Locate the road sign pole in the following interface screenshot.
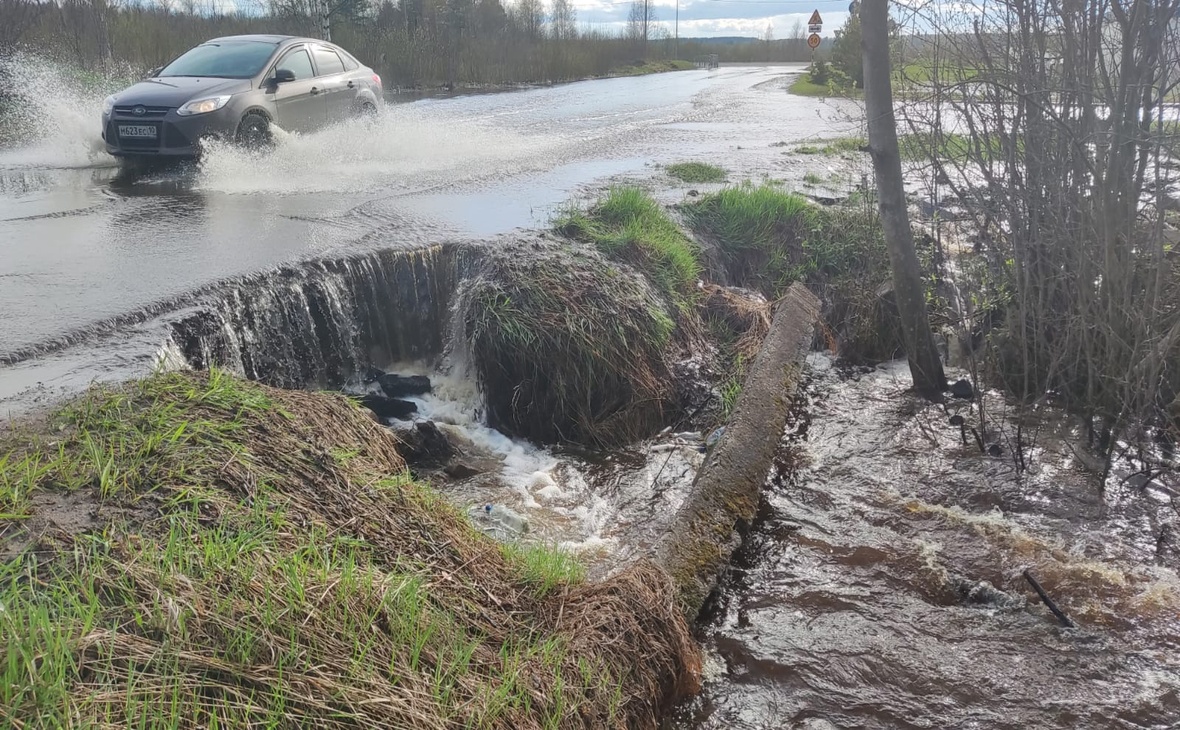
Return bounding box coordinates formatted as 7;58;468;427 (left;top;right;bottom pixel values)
807;8;823;59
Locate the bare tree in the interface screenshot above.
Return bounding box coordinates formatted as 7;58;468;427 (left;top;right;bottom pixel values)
549;0;574;40
898;0;1180;473
861;0;947;399
515;0;544;39
627;0;655;57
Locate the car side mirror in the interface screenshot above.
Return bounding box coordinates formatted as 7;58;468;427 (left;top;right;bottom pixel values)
274;68;296;84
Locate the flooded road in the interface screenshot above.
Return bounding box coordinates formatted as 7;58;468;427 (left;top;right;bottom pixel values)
0;62;865;411
676;357;1180;729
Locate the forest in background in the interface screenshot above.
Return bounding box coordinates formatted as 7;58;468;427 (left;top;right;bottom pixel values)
0;0;816;88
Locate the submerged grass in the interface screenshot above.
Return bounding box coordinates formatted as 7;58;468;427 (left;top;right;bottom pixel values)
665;162;727;184
0;370;699;729
686;182;907;362
555;185;701;304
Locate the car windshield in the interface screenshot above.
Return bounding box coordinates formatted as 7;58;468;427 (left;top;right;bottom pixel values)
158;41;276;79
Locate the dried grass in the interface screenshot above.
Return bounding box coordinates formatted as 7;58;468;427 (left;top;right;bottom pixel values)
0;370;699;729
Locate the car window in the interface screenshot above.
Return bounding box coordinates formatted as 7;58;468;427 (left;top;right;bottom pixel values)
338;49;359;71
159;41;276;79
277;48;314;80
313;47;346;76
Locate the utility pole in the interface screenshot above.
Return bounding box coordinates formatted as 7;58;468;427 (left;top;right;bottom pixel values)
675;0;679;59
860;0;947;398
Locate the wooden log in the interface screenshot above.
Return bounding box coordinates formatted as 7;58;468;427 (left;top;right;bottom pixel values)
654;282;820;620
1023;568;1077;628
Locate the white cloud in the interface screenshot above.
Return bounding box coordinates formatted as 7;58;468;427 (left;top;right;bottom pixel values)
569;0;853;38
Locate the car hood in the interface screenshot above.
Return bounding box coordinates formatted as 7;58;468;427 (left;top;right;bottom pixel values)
111;77;254;108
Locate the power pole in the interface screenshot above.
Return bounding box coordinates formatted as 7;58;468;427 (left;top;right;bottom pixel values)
860;0;947;399
675;0;679;59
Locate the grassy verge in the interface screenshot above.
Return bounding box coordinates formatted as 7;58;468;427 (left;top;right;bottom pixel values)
464;244;679;447
788;73;860;98
610;59;695;77
665;162;727;184
685;183;908;362
0;370;698;728
555;185;701;303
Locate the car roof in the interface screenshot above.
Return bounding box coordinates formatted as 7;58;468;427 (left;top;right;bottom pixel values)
203;35;327;46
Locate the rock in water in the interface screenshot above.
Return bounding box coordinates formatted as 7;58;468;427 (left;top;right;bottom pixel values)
357;394;418;420
950;378;975;399
393;421;454;467
444;462;483;480
378;373;432;398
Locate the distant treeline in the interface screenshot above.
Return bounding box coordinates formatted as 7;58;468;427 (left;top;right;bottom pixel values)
0;0;814;88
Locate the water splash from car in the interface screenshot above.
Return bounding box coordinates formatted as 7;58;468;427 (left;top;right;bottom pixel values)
0;52;132;169
193;104;565;195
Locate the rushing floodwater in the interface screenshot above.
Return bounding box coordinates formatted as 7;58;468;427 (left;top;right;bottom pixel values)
5;56;1178;729
676;356;1180;729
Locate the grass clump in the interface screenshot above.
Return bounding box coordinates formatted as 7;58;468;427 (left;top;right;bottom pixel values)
790;137;866;156
686;182;908;362
610;59;695;77
465;244;679;447
665;162;727;184
555;185;701;303
0;370;699;729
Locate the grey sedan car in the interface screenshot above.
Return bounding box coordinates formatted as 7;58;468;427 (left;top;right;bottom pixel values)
102;34;383;158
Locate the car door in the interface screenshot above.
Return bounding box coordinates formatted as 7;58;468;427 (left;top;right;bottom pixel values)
310;45;353;124
269;46;326;133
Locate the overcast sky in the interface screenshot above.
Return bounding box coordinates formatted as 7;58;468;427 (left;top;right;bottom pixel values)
570;0;853;39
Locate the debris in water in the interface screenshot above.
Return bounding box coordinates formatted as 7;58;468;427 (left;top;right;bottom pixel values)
706;426;726;448
470;503;531;537
1023;568;1077;628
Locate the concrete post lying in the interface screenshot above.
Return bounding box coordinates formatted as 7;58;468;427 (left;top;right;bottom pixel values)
655;281;821;620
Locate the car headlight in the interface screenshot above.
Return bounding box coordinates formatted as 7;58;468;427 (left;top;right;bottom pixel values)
177;95;232;116
102;95;116;116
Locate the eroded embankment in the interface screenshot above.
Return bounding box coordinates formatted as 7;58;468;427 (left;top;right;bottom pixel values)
1;182;872;728
0;371;699;729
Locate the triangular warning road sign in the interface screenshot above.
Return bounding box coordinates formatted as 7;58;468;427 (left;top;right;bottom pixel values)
808;9;823;25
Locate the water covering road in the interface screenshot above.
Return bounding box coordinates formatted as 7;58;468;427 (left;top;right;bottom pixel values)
0;62;864;410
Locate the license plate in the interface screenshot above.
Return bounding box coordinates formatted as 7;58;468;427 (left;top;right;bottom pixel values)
118;124;157;139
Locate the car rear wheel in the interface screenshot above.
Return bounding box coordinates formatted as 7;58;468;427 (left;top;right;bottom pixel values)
358;101;378;118
235;112;272;150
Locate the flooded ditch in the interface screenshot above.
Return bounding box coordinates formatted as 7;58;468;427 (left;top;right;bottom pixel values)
143;235;1180;728
676;358;1180;729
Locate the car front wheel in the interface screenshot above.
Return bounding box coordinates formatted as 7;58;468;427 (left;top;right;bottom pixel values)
235;112;272;150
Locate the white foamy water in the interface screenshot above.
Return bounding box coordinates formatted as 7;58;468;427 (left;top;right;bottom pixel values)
0;53;124;169
194;105;565;195
376;361;626;555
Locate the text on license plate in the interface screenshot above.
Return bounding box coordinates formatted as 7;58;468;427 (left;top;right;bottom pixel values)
118;125;157;139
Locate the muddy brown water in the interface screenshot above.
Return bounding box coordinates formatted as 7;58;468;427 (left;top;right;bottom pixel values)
675;356;1180;729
